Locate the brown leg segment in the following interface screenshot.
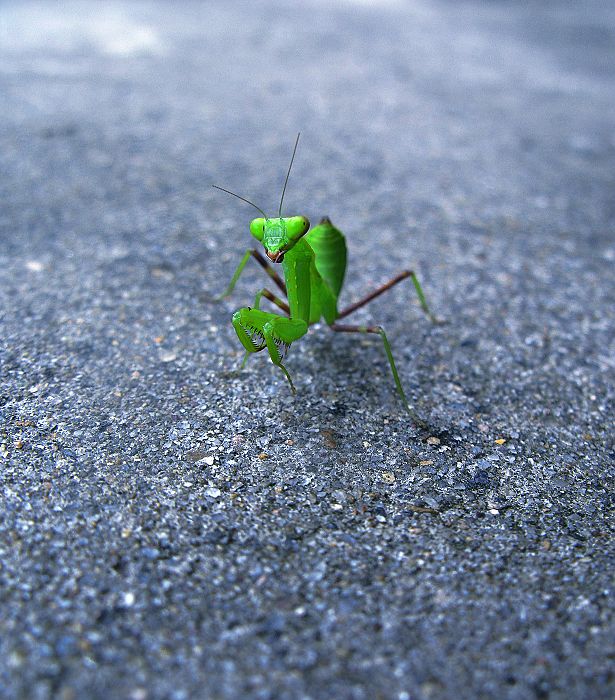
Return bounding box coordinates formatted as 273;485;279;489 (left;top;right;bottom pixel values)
250;249;287;297
337;271;412;318
255;288;290;315
338;270;437;323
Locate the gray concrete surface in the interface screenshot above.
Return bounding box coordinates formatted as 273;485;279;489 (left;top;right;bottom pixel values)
1;1;614;698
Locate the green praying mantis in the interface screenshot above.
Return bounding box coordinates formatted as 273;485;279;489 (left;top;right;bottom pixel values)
213;134;438;422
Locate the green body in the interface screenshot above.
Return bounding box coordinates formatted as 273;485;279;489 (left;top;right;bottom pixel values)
216;143;436;418
283;218;346;325
230;216;348;391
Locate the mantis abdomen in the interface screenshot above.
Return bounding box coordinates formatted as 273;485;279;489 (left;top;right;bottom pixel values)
305;216;348;300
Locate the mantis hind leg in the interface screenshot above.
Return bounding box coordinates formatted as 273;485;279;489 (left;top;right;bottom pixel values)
232;308;307;394
338;270;438;324
330;323;427;428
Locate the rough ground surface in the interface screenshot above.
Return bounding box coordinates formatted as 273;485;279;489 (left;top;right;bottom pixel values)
1;1;614;698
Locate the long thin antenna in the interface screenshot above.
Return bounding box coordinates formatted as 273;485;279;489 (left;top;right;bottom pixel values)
278;132;301;217
212;185;268;219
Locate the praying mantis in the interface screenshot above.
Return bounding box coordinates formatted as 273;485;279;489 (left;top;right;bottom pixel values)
213;134;438;422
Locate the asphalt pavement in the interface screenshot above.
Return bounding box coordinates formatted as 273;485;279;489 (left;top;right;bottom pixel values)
1;1;614;698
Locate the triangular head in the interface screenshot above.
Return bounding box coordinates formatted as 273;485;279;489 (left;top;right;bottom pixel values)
249;215;310;263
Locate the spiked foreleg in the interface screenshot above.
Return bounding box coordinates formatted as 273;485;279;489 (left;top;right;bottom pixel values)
232;310;267;354
232;308;307;393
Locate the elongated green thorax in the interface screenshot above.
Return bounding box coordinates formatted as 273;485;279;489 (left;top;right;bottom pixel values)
280;238;315;323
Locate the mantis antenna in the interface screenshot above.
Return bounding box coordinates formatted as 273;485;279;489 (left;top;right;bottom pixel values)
212;185;268;219
278;132;301;218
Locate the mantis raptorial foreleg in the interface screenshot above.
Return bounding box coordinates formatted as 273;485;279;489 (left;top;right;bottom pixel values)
232;308;307;393
218;248;287;300
330;323;428;429
338;270;438;324
240;289;290;369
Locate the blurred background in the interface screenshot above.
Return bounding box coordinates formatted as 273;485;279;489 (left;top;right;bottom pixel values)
3;0;613;250
2;0;613;340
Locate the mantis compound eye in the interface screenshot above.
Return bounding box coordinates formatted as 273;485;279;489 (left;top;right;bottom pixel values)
249;217;266;241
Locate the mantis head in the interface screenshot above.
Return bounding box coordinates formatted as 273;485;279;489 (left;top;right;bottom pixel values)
249;216;310;263
213;133;308;263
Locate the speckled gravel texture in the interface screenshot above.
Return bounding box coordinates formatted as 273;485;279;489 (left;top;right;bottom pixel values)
1;1;614;699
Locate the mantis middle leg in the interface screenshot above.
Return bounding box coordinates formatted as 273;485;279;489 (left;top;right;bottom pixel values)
330;323;427;427
253;288;290;315
218;248;287;299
